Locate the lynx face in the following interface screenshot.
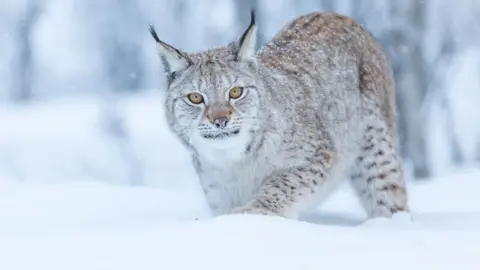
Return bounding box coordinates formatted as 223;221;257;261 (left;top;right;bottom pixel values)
166;60;262;152
150;12;261;157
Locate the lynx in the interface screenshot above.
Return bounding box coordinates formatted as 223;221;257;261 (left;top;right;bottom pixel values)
149;11;409;220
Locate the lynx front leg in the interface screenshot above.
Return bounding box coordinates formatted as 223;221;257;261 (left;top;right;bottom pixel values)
232;150;335;219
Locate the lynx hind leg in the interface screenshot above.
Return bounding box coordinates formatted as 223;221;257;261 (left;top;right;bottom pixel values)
350;107;409;218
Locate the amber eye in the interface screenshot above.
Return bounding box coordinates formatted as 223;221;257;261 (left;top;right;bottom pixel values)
187;93;204;104
229;87;243;99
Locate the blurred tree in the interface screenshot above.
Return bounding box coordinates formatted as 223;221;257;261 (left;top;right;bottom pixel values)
85;0;146;185
12;0;42;101
100;95;145;186
387;0;429;178
427;27;463;165
106;0;145;185
104;0;145;93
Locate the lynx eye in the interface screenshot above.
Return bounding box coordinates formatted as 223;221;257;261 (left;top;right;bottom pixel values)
229;87;243;99
187;93;204;104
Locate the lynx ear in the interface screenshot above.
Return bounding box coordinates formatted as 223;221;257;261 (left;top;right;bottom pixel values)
236;9;257;62
149;25;192;75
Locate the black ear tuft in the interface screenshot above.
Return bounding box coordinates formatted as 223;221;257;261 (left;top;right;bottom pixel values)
239;9;256;47
149;24;160;43
149;24;192;82
250;8;256;26
236;9;258;62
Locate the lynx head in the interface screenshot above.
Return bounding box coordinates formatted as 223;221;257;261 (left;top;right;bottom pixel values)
150;10;263;160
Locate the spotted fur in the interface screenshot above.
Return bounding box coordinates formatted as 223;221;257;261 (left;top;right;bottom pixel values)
150;11;409;219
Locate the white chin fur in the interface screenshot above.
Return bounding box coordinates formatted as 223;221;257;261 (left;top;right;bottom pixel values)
190;130;251;164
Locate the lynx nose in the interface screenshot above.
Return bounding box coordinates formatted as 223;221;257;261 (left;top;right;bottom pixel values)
212;116;229;129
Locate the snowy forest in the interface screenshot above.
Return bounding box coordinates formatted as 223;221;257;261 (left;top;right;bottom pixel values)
2;1;480;268
0;0;480;186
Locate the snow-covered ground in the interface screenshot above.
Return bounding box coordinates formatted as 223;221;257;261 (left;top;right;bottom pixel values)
1;93;480;270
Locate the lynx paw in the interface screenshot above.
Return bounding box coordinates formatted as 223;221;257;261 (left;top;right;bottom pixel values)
230;205;278;216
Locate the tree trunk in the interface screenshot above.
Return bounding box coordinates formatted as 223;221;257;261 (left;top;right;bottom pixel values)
388;0;429;178
103;0;144;93
12;0;41;101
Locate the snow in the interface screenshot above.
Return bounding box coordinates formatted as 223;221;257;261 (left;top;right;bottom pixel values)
1;177;480;270
1;94;480;270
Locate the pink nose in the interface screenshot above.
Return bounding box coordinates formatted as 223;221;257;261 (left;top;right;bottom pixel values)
212;116;229;129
